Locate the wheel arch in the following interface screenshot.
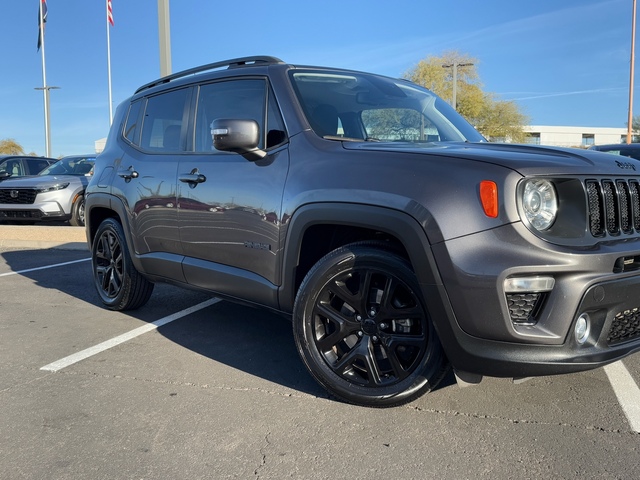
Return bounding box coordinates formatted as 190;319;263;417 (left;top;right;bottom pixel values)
85;193;143;272
279;203;444;312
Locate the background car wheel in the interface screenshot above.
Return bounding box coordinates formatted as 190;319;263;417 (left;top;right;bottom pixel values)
293;243;449;407
69;195;85;227
92;218;154;311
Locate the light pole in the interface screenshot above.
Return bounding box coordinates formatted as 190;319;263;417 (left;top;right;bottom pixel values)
442;62;473;111
34;86;60;157
158;0;172;76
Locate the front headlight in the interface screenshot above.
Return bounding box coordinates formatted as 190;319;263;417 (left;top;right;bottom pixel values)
36;182;70;193
522;179;557;230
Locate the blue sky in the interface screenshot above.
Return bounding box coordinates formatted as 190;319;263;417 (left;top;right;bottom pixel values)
0;0;637;157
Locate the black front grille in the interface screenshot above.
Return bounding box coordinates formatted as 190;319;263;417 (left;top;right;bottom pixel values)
0;189;37;204
607;308;640;345
586;179;640;237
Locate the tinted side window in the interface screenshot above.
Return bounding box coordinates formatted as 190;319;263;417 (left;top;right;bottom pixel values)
0;159;22;175
140;88;189;152
195;79;266;153
266;90;287;148
27;159;51;175
123;99;143;145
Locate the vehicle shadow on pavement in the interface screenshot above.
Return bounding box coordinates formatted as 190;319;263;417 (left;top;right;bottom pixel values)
1;247;326;399
156;300;328;399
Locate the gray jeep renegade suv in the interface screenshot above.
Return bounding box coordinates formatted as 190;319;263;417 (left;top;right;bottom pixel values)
86;56;640;407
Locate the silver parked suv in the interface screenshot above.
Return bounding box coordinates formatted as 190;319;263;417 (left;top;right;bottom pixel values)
86;56;640;407
0;154;95;226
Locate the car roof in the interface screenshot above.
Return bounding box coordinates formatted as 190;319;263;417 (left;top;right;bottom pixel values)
134;56;285;95
0;155;56;161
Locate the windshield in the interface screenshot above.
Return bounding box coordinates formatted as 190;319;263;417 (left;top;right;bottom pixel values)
289;70;485;143
40;156;95;176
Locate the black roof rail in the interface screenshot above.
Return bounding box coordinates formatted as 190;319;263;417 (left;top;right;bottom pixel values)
134;56;284;94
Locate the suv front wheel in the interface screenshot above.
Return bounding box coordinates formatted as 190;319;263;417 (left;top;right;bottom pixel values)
92;218;154;311
69;195;85;227
293;243;449;407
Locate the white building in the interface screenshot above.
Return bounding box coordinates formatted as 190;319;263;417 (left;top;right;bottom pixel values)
522;125;628;148
94;137;106;153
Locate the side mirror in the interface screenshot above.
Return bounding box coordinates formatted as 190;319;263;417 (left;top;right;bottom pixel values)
211;119;266;161
0;171;11;181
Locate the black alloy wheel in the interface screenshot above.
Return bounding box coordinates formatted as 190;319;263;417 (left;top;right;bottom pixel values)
92;218;154;311
293;243;448;407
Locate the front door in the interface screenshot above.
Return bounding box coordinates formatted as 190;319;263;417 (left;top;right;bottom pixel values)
177;78;289;293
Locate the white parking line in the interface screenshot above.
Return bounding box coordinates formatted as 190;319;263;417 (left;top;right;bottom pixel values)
40;297;221;372
604;361;640;433
0;258;90;277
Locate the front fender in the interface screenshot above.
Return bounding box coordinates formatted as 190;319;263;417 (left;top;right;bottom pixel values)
279;202;444;311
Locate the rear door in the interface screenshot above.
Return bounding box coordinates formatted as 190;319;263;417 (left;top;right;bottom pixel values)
113;88;190;274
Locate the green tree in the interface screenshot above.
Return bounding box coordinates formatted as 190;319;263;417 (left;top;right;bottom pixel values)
403;51;529;142
0;138;26;155
626;115;640;142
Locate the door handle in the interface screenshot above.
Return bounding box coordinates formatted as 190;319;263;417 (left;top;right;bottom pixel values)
117;166;139;181
179;169;206;186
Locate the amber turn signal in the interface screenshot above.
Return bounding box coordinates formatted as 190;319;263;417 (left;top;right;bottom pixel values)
479;180;498;218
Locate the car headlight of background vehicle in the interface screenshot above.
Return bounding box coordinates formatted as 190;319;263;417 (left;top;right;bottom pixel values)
36;182;70;193
521;179;557;230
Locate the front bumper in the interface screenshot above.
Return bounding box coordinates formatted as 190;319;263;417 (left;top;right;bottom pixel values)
0;201;69;221
425;278;640;378
428;221;640;377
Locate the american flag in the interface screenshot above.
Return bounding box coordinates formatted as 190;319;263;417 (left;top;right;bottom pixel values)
37;0;48;51
107;0;114;27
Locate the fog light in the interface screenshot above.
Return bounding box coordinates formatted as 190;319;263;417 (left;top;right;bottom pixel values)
575;314;591;345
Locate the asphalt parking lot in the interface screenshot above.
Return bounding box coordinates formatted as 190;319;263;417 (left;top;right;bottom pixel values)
1;225;640;479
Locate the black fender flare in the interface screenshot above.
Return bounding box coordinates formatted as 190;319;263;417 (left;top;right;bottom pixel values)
85;192;146;274
278;202;445;311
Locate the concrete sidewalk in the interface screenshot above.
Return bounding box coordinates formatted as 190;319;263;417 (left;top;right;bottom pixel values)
0;224;88;250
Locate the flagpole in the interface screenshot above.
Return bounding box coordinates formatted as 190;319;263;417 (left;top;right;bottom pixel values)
39;0;51;157
106;0;113;125
628;0;637;144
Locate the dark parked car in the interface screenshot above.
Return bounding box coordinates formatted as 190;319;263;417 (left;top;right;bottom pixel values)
0;155;56;181
589;143;640;162
86;56;640;407
0;154;95;225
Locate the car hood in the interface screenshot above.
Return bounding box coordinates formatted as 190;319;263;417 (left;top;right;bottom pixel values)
342;141;639;176
0;175;88;188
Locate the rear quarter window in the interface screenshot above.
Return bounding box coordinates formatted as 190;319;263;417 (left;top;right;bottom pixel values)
123;100;143;145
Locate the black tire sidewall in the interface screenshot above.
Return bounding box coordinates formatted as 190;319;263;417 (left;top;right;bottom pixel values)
293;245;445;407
91;218;136;310
70;195;85;227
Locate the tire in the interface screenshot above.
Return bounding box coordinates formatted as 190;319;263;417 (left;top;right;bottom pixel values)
91;218;154;311
69;195;85;227
293;243;449;407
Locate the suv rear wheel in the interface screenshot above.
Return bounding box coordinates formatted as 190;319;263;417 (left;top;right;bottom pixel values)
92;218;154;311
293;243;449;407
